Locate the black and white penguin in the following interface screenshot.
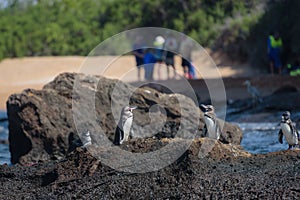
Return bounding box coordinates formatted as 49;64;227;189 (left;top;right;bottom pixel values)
278;111;300;150
200;104;221;140
81;131;92;147
113;106;137;145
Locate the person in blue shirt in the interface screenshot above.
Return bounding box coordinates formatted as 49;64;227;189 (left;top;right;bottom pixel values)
143;48;156;81
268;31;283;75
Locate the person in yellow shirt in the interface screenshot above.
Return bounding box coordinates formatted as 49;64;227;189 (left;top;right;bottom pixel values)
268;31;283;75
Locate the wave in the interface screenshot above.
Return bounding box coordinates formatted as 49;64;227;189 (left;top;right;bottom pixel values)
0;146;10;165
0;122;8;142
234;122;279;131
0;124;8;134
0;129;10;165
0;111;7;118
241;129;286;154
0;112;8;136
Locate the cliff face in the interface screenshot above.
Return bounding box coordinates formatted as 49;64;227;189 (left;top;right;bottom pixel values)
6;72;242;165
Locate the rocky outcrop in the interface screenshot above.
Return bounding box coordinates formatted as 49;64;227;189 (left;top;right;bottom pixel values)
28;138;251;186
7;72;242;165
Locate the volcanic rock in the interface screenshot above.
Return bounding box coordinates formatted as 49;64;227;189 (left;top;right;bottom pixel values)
7;72;242;165
0;138;299;199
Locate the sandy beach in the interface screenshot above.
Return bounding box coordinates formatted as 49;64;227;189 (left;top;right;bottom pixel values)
0;52;259;111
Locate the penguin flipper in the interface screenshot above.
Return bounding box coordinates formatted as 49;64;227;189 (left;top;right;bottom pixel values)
289;123;300;142
113;127;123;145
202;124;208;137
216;119;222;140
278;129;283;144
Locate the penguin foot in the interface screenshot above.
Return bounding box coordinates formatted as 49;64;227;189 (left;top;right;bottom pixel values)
287;145;297;150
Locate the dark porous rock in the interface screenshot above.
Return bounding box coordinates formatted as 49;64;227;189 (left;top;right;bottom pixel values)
220;121;243;144
7;72;242;165
1;138;299;199
272;85;298;95
264;91;300;111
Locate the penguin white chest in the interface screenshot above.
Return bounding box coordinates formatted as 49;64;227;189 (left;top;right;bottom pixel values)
81;131;92;146
204;117;218;139
281;123;298;145
123;117;133;141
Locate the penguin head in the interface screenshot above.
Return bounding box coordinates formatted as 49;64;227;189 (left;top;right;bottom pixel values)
122;106;137;117
200;104;215;113
282;111;291;121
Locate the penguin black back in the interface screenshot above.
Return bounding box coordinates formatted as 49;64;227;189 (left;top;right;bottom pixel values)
113;126;123;145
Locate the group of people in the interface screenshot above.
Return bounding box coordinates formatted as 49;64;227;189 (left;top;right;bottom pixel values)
132;34;196;81
133;31;298;78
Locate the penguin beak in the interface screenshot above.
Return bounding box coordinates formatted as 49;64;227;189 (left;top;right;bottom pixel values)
129;106;137;112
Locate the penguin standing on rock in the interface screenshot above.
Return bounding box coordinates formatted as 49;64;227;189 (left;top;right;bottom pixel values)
200;104;222;140
113;106;137;145
278;111;300;150
81;131;92;147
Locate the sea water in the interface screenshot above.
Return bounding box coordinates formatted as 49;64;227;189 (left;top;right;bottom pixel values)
237;122;287;154
0;111;9;165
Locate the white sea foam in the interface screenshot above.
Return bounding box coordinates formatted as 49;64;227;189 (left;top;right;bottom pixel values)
0;125;8;136
234;122;279;131
241;129;287;154
0;124;10;165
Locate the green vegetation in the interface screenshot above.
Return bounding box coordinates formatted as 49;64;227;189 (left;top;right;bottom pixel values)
212;11;263;63
0;0;259;60
247;0;300;69
214;0;300;70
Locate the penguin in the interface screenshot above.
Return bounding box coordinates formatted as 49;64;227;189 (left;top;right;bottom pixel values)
278;111;300;150
81;131;92;147
200;104;221;140
113;106;137;145
243;80;263;106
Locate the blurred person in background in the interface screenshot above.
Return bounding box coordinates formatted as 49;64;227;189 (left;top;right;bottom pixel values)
132;36;145;81
163;33;178;79
179;35;194;79
153;35;165;80
268;31;283;75
143;48;156;81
